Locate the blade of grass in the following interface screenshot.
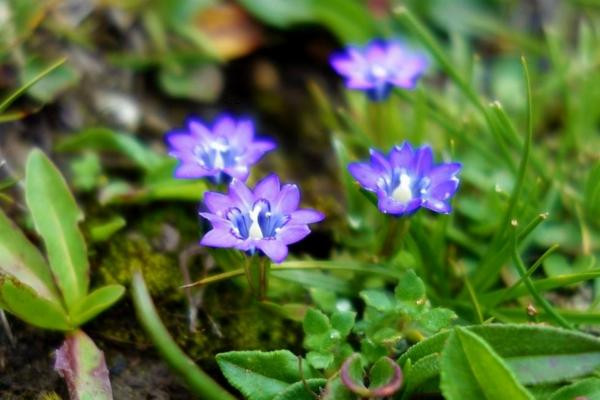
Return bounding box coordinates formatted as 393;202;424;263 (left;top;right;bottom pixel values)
0;58;66;114
471;56;535;290
510;225;573;329
483;269;600;306
483;244;559;307
182;260;403;288
131;271;235;400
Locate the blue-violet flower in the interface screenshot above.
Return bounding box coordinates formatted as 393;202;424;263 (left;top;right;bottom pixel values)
199;174;325;263
330;39;428;101
165;114;276;182
348;142;461;215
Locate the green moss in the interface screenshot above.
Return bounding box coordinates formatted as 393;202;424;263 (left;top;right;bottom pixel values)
97;235;181;300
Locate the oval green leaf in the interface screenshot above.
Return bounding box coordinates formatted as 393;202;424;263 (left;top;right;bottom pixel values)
71;284;125;326
25;149;89;310
440;327;533;400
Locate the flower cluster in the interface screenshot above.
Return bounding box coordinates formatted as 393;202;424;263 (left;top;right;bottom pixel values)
165;114;275;182
330;39;428;101
165;39;460;264
348;142;461;215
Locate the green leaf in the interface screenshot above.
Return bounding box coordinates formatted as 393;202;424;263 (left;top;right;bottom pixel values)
548;377;600;400
331;311;356;337
56;128;163;172
273;379;327;400
320;376;354;400
400;324;600;387
0;278;72;330
307;351;334;370
360;289;395;312
237;0;375;42
401;354;440;399
0;208;59;302
418;308;456;333
70;285;125;326
395;270;425;302
441;327;533;400
25;149;89;310
158;64;223;102
216;350;315;400
54;330;112;400
303;308;331;336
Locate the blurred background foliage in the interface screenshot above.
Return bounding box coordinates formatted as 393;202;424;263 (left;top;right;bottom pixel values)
0;0;600;396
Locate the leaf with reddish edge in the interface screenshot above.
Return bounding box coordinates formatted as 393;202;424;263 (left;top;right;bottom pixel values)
340;353;404;398
54;330;113;400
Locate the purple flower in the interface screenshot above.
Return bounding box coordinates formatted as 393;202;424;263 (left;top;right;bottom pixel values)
199;174;325;263
165;114;276;182
348;142;461;215
330;39;428;101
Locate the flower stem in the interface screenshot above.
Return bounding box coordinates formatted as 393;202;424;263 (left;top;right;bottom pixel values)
380;217;409;259
367;101;387;146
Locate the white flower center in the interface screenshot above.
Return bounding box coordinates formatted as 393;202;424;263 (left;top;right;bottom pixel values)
391;173;413;204
247;204;264;240
371;65;388;79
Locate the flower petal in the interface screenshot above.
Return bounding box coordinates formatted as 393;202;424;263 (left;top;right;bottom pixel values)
254;174;280;201
187;118;212;141
258;240;288;263
199;212;230;229
200;228;239;248
428;162;461;186
377;188;422;215
370;149;391;172
243;139;276;163
274;184;300;214
278;225;311;245
165;132;197;151
348;162;381;191
223;165;249;181
229;179;254;209
423;199;451;214
204;192;235;214
389;142;414;169
427;179;459;201
174;163;211;179
228;119;254;145
289;209;325;225
213;114;236;138
412;145;433;176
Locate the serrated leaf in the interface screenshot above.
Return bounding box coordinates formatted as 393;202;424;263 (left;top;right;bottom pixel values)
303;308;331;336
25;149;89;310
360;289;395;312
440;327;533;400
0;278;72;330
395;270;425;302
0;208;59;303
331;311;355;337
216;350;315;400
399;324;600;386
273;379;326;400
70;285;125;326
548;377;600;400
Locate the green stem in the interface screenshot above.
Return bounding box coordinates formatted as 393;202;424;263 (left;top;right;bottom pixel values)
183;260;404;288
131;272;236;400
367;101;386;146
379;218;408;258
